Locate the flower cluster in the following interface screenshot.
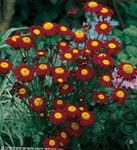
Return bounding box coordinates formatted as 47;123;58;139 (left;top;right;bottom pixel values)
1;1;136;149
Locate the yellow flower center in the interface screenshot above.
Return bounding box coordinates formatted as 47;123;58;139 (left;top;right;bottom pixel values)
43;22;53;30
85;49;91;53
81;112;90;120
0;62;9;68
102;60;110;65
33;29;40;35
98;94;105;100
123;64;133;74
71;122;80;130
64;53;72;59
73;49;79;54
54;112;62;119
49;140;56;146
11;35;20;42
79;107;84;111
108;43;116;49
57;100;63;105
61;132;67;139
40;113;45;117
60;26;67;32
20;68;30;76
116;91;125;98
101;7;109;13
22;37;31;43
88;2;98;8
81;69;88;75
68;106;76;112
99;53;107;57
37;52;45;55
55;68;64;74
38;64;48;70
75;31;84;38
19;88;26;94
60;42;67;47
100;24;108;30
57;78;64;83
91;41;99;47
62;84;69;90
103;75;110;82
34;98;43;106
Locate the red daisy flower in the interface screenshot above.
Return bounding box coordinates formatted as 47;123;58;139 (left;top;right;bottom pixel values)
86;39;102;52
83;1;102;13
99;74;113;87
56;40;70;51
78;105;88;112
6;35;20;48
58;25;71;36
53;98;66;110
43;137;59;148
56;130;70;147
83;49;92;57
71;30;87;43
18;36;35;49
14;64;33;82
53;76;67;83
59;83;74;95
66;105;80;118
67;8;79;15
16;86;28;99
29;96;46;112
93;91;109;104
117;62;136;80
35;49;47;57
111;88;127;103
79;111;95;126
72;48;82;59
94;56;114;70
95;21;112;35
93;52;109;60
49;110;66;124
29;25;43;38
0;60;13;74
104;39;122;55
34;63;50;78
60;51;74;62
97;6;114;18
42;22;58;36
66;121;83;137
75;66;94;81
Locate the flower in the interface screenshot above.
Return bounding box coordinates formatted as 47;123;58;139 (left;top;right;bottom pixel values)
66;105;80;118
6;34;20;48
29;96;46;112
111;88;127;103
67;8;79;15
71;48;81;59
58;25;71;36
43;137;59;148
56;130;70;147
104;39;122;55
0;60;13;74
18;36;35;49
56;40;70;51
35;49;47;57
72;30;86;43
99;74;112;87
53;98;66;110
49;110;66;124
59;83;74;95
29;25;43;38
79;111;95;126
117;62;136;80
75;66;94;81
60;51;74;62
66;121;83;137
83;1;102;13
34;63;50;78
95;21;112;35
86;39;102;52
97;6;114;18
93;91;109;104
42;22;58;36
14;64;33;82
16;86;28;99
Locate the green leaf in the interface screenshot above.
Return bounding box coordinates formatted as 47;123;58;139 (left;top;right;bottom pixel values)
134;132;137;142
0;103;3;134
50;0;58;4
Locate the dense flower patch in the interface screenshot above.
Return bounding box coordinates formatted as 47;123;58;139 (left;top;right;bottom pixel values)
1;1;137;149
